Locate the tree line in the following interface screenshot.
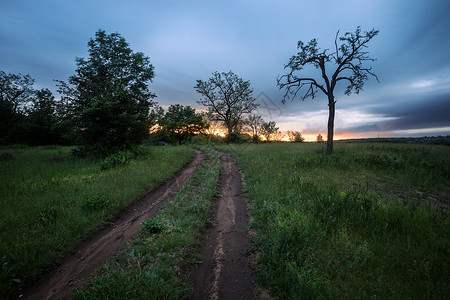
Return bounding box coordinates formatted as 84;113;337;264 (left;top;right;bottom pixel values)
0;71;75;146
1;27;377;154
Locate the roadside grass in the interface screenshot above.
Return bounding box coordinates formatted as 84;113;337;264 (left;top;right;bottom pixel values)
76;146;221;299
0;145;195;297
218;142;449;299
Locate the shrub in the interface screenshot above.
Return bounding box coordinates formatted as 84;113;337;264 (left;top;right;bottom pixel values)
81;194;109;211
100;150;135;170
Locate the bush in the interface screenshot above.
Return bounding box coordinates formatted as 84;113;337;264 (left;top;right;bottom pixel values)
100;150;135;170
81;194;110;211
226;132;251;143
146;129;179;145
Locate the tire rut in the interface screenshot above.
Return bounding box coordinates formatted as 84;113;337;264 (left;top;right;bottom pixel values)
21;150;204;300
191;150;254;300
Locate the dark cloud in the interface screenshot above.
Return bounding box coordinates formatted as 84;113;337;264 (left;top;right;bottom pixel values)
1;0;449;137
347;94;450;133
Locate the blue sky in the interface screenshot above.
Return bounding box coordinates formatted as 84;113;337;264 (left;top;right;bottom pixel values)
1;0;449;139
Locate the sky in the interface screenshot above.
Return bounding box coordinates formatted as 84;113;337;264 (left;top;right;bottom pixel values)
1;0;449;140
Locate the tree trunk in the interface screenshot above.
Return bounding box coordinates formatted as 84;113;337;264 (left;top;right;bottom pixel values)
326;95;335;154
227;125;233;137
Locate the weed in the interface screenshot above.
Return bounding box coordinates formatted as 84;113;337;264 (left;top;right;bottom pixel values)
81;194;109;211
35;206;58;224
142;218;166;234
100;150;135;170
1;254;20;284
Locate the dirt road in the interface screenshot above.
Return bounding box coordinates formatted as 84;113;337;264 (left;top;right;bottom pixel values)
21;150;204;300
191;151;254;300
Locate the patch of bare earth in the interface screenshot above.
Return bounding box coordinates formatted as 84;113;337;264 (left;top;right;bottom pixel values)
20;150;204;300
191;151;254;300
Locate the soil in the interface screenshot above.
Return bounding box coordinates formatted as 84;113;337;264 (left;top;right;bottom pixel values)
20;150;204;300
191;151;254;300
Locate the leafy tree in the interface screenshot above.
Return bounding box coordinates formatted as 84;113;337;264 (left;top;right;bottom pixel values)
195;71;258;139
287;130;305;142
148;105;165;131
160;104;207;144
260;121;279;141
272;131;284;142
316;133;324;142
57;30;156;156
0;70;35;144
51;95;79;145
278;27;379;153
25;88;57;145
246;114;264;142
203;111;226;137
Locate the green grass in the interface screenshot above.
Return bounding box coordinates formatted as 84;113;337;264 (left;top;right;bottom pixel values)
218;142;449;299
76;146;221;299
0;145;195;297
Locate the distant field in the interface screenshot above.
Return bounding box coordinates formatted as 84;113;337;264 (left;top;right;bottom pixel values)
218;142;449;299
0;145;195;296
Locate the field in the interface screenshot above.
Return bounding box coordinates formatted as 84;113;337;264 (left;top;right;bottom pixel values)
218;142;449;299
1;142;449;299
0;145;195;296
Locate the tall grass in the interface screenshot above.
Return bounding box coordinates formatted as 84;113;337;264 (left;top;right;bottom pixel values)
219;143;449;299
77;146;221;299
0;145;195;297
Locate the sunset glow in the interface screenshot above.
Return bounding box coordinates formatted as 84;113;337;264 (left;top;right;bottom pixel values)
1;0;449;139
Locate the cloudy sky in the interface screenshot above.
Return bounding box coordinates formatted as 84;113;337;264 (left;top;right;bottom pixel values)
1;0;449;140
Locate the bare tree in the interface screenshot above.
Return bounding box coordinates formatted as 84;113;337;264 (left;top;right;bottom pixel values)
278;27;379;153
195;71;258;138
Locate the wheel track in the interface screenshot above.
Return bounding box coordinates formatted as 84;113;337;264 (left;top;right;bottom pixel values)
192;150;254;300
21;149;204;300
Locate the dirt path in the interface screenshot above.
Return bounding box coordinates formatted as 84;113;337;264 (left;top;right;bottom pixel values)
21;150;204;300
191;151;254;300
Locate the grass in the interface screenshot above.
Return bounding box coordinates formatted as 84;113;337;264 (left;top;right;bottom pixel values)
2;142;448;298
0;145;195;297
218;142;449;299
76;146;221;299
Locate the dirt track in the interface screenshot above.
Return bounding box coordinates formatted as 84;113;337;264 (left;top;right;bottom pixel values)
191;151;254;300
21;150;204;300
